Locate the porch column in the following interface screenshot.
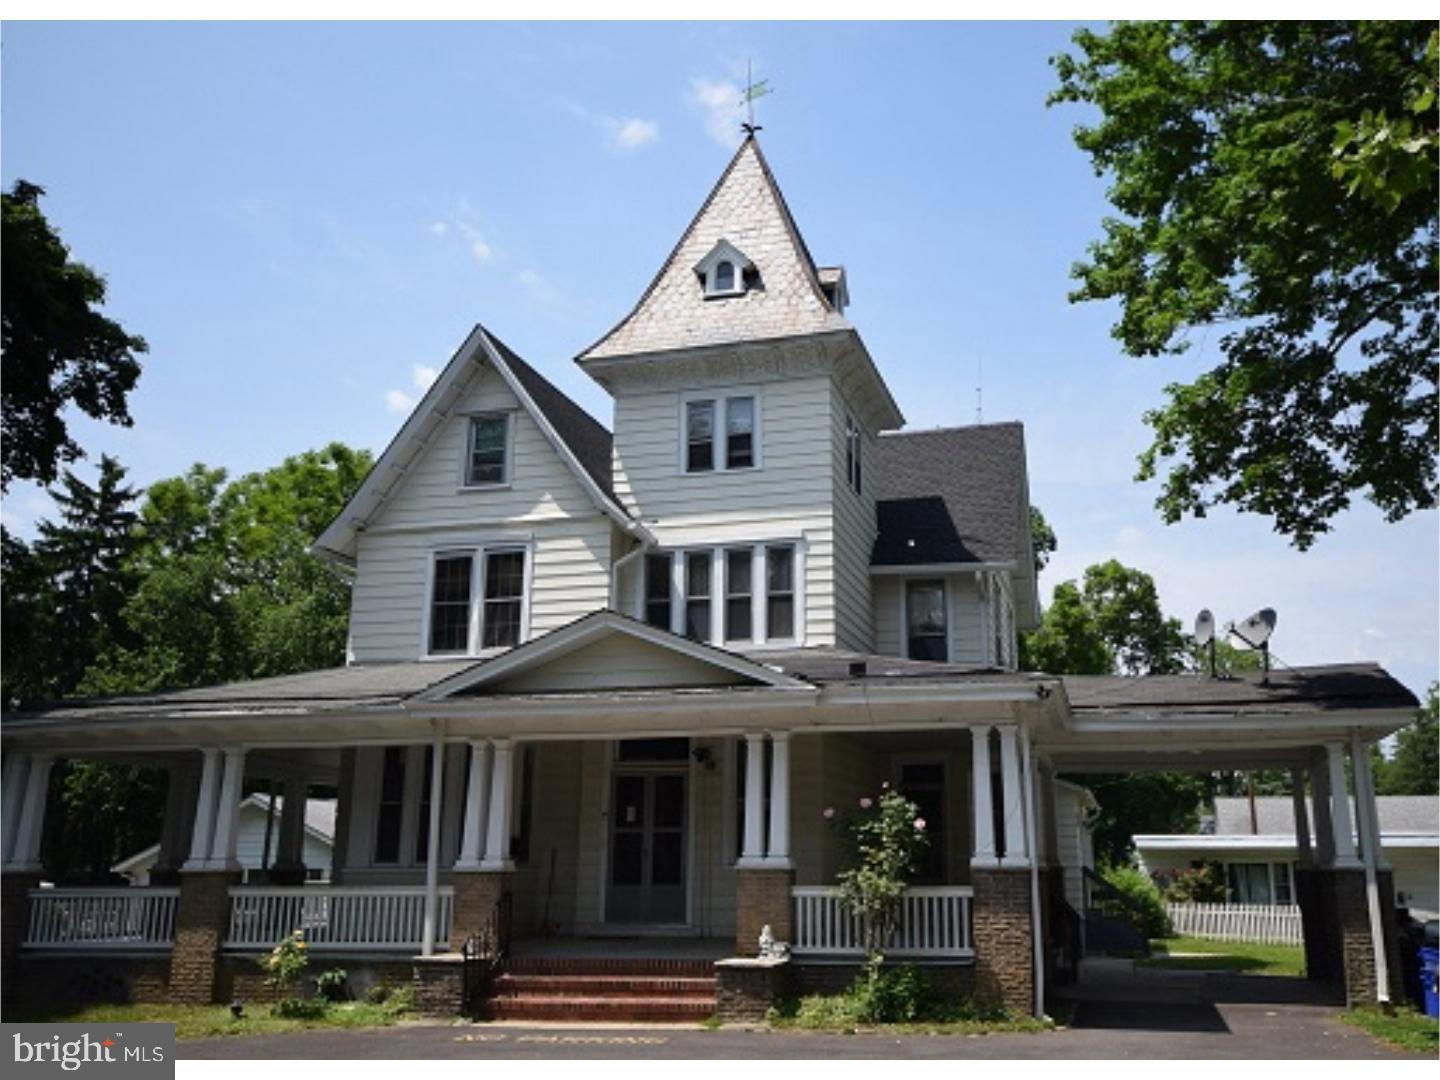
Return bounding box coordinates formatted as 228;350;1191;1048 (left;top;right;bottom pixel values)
740;733;766;865
185;748;222;869
481;738;515;870
765;731;791;866
271;774;309;883
10;753;54;869
207;748;246;871
153;763;199;883
455;740;492;870
997;726;1028;865
1311;760;1336;867
1290;767;1312;867
1;754;30;865
970;726;997;866
1324;742;1358;867
421;735;446;957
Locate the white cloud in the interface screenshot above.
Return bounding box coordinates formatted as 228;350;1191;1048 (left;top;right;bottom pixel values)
689;77;744;147
516;268;558;304
458;222;492;265
411;364;438;391
383;363;441;415
383;389;414;414
425;201;497;266
427;221;448;237
612;117;659;150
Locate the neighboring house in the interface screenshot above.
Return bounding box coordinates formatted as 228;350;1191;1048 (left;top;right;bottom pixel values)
1053;780;1099;914
1;134;1420;1019
111;795;335;886
1136;796;1440;918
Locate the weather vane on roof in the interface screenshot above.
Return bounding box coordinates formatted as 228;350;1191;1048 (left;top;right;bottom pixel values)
741;60;773;135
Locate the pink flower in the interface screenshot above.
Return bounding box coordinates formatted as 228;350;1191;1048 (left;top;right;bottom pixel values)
914;818;927;831
822;807;836;820
859;797;873;810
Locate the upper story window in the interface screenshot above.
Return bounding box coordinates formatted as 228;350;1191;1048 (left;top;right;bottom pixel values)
684;393;758;473
427;546;528;656
906;579;948;662
694;239;753;298
845;415;863;494
465;413;511;487
643;543;800;647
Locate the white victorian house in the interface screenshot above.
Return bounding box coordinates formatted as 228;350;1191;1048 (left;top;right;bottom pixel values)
0;135;1420;1021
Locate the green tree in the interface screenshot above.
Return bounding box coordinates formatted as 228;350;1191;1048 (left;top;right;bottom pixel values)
1020;580;1113;675
1029;505;1057;576
1;181;148;492
1051;22;1438;549
1083;772;1212;866
1080;559;1188;675
0;527;58;706
1376;682;1438;795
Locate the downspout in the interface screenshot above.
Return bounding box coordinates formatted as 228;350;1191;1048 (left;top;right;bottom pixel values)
1019;725;1046;1019
1351;733;1391;1006
421;722;446;957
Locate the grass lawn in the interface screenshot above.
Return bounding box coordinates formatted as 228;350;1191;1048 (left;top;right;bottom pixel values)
1340;1006;1439;1056
1137;937;1306;977
6;1001;420;1042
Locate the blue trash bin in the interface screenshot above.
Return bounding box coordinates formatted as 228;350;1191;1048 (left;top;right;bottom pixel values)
1421;946;1439;1019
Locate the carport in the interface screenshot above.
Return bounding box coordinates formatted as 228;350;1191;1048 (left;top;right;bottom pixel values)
1034;664;1418;1010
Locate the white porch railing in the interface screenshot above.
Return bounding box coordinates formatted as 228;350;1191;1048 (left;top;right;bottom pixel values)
1166;902;1303;945
24;888;180;950
792;886;974;958
225;886;453;952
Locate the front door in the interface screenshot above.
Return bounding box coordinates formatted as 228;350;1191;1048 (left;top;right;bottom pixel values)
607;769;687;924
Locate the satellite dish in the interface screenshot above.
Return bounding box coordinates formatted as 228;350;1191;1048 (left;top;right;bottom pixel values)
1194;609;1215;646
1230;608;1277;649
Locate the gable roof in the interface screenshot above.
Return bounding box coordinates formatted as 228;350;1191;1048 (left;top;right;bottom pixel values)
577;135;851;362
871;422;1030;568
418;610;817;700
313;324;647;564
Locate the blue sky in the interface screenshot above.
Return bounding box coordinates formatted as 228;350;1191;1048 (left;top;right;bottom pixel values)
3;20;1435;698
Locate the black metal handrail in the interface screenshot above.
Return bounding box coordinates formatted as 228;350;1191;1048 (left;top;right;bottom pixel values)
461;892;513;1018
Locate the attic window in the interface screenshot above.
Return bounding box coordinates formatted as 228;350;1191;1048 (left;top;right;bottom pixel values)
714;260;735;292
695;240;752;298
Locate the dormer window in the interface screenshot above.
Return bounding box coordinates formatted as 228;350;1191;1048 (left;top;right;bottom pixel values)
695;239;753;298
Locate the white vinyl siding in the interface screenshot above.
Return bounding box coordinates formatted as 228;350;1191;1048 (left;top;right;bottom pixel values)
872;573;989;665
830;382;877;652
612;371;842;646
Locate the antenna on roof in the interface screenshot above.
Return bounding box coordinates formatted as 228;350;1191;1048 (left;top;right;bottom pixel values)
975;351;984;425
1227;607;1277;683
741;59;772;135
1194;609;1216;677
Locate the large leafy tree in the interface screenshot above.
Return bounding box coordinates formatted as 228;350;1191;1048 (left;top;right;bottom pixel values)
1376;683;1438;796
1051;22;1438;548
1;181;148;492
1020;580;1113;675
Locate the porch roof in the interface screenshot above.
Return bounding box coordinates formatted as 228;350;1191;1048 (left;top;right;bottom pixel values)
1060;664;1417;717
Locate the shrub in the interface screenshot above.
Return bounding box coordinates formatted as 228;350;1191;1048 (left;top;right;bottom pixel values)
827;786;929;966
1100;862;1173;938
315;968;349;1002
1158;863;1226;904
271;998;327;1020
364;984;391;1005
773;966;1016;1029
257;932;310;998
384;984;415;1013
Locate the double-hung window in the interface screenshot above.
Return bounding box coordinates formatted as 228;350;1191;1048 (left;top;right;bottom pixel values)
845;415;862;494
684;394;757;473
426;547;527;656
684;552;712;640
373;747;407;864
644;554;673;629
725;549;753;642
465;413;511;487
766;544;796;640
906;579;948;662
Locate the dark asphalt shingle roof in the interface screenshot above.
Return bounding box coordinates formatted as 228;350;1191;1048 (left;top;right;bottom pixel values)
742;646;1029;685
487;329;616;498
1063;663;1419;715
872;422;1027;566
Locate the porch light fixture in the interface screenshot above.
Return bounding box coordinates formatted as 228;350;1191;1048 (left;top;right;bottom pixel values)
692;746;716;771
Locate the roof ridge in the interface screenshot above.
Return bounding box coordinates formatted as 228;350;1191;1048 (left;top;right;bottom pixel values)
880;421;1024;438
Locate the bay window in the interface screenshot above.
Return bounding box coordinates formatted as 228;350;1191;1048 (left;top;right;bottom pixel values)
684;552;712;640
642;543;800;646
725;548;753;642
644;554;673;629
766;545;795;640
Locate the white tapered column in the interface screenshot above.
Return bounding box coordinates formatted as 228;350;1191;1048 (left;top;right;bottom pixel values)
998;726;1028;864
10;754;54;868
421;736;446;957
207;748;246;870
1;754;31;865
739;734;766;866
455;740;492;870
1325;742;1358;867
185;749;221;869
1350;735;1389;870
481;739;514;870
1289;768;1313;867
971;726;997;866
766;731;791;866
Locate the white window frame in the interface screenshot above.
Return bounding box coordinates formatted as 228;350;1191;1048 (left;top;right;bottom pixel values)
459;410;515;490
641;539;805;649
900;576;951;663
845;414;863;495
678;388;763;474
421;542;534;659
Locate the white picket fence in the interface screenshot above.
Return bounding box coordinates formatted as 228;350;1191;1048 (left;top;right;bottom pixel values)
24;888;180;950
225;886;453;952
1166;902;1303;945
792;886;974;958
